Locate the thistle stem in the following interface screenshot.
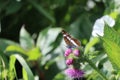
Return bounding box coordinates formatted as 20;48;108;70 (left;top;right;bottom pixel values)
84;57;108;80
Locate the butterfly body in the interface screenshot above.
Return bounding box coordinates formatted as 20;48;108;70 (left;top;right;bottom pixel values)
62;30;80;48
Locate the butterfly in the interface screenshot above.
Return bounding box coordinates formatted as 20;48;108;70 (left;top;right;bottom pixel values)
62;30;81;48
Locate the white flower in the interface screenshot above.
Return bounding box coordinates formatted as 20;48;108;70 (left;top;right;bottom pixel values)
92;15;115;37
92;18;104;37
102;15;115;27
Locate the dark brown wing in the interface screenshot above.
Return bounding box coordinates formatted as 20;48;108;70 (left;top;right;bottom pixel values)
72;38;81;46
63;36;74;47
62;30;80;48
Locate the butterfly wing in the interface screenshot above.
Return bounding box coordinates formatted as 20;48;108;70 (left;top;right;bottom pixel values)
63;36;75;48
71;38;81;47
62;30;80;48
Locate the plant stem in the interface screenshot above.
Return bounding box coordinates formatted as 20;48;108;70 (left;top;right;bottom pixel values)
84;57;108;80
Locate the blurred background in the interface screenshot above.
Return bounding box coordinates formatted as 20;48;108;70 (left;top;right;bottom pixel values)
0;0;105;41
0;0;120;80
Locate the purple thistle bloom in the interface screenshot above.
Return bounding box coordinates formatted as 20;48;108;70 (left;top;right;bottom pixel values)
65;68;84;78
66;58;73;65
64;48;72;57
73;49;80;56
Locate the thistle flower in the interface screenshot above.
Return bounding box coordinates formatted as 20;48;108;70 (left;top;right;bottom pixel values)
64;48;72;57
65;68;84;79
64;48;84;79
73;49;80;56
66;58;74;65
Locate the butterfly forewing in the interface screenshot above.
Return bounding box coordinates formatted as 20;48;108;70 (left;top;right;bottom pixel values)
62;30;80;48
71;38;81;46
64;36;75;47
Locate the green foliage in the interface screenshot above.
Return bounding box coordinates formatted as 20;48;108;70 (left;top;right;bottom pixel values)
8;55;16;80
0;27;64;80
13;54;34;80
102;26;120;70
0;50;9;79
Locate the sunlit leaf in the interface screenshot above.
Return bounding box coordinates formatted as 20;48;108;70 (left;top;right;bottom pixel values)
13;54;34;80
84;37;99;54
8;55;16;80
36;27;62;55
22;68;28;80
6;45;26;55
20;26;35;50
0;50;9;79
27;47;42;61
102;26;120;70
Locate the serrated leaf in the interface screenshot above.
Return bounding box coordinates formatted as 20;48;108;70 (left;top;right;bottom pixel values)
102;38;120;70
102;26;120;70
104;26;120;46
20;26;35;50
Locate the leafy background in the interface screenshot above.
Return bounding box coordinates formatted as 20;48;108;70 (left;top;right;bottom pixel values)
0;0;120;80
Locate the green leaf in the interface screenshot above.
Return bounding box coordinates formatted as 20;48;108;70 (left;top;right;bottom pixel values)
22;68;28;80
0;39;19;51
20;26;35;50
8;55;16;80
6;45;26;55
53;72;66;80
9;55;16;73
36;27;62;55
102;26;120;70
27;47;42;61
13;54;34;80
104;26;120;47
0;50;9;68
84;37;99;54
0;50;9;79
102;38;120;70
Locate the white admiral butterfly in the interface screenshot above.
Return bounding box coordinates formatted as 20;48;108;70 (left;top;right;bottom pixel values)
62;30;80;48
